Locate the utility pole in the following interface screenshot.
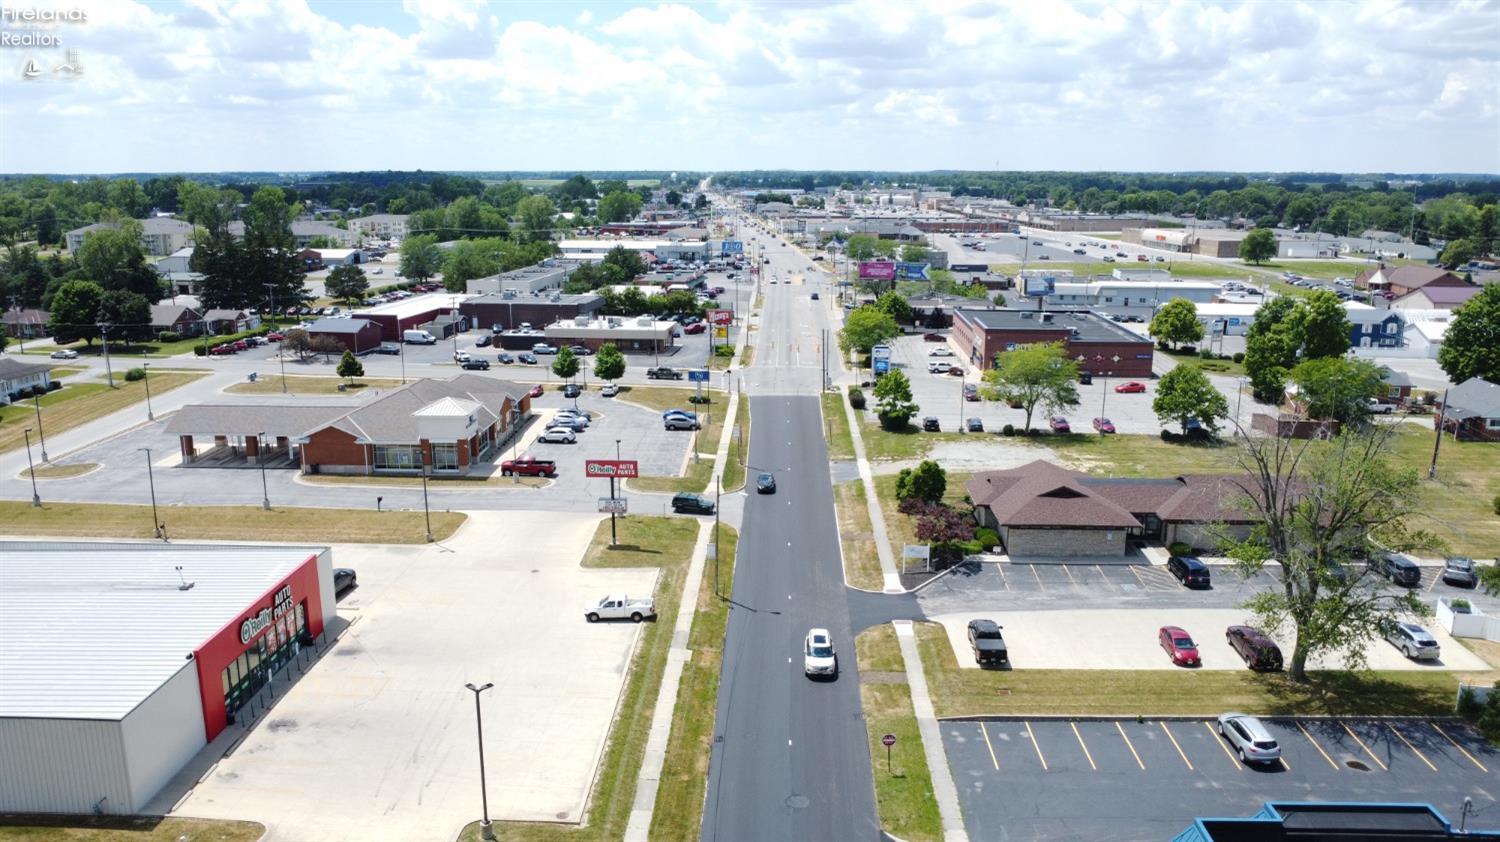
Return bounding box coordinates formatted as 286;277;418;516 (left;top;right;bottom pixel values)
31;397;48;462
23;428;40;507
421;467;434;542
464;682;497;842
98;322;115;387
265;283;287;393
142;362;154;421
1429;388;1448;479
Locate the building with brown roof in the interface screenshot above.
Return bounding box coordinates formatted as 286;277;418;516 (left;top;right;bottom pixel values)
1390;285;1481;311
1354;265;1468;298
965;460;1257;557
1;308;49;340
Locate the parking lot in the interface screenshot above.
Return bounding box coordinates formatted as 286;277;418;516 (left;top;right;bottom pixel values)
943;715;1498;840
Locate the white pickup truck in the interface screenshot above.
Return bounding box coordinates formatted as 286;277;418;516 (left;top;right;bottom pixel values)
584;595;656;623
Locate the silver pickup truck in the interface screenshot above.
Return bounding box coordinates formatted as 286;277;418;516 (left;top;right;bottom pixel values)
584;595;656;623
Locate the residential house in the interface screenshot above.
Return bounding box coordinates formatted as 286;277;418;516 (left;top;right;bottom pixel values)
226;220;353;248
153;247;203;295
1437;378;1500;442
1343;305;1404;349
2;308;49;340
149;304;203;337
1375;365;1414;404
305;317;382;355
1391;285;1481;311
0;358;55;405
202;309;257;335
1355;265;1469;297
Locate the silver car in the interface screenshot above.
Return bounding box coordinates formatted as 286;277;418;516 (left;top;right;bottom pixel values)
538;427;576;444
1216;713;1282;764
1386;623;1441;660
803;628;837;678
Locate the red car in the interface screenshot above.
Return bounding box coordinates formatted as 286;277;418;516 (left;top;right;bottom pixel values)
1049;416;1071;433
527;384;544;398
266;331;285;342
684;322;707;334
1159;626;1201;667
923;332;945;342
1092;417;1116;434
1115;381;1147;393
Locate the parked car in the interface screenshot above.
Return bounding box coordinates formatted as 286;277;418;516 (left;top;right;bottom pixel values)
684;322;707;334
500;457;557;478
662;409;697;421
1115;381;1147;393
461;358;490;370
527;384;544;398
1216;713;1282;765
1049;416;1071;434
922;416;941;432
266;331;285;341
947;366;965;377
963;384;979;401
665;414;700;431
967;619;1009;666
538;427;577;444
923;332;945;342
49;349;79;359
1167;555;1212;588
569;345;593;356
672;492;716;515
646;367;683;380
1226;625;1283;671
496;352;514;364
550;416;588;433
927;361;952;374
584;594;656;623
1366;397;1396;414
929;347;954;357
1159;626;1201;666
756;473;777;494
1441;556;1478;588
1092;417;1116;434
518;353;538;365
601;383;619;397
1373;552;1421;588
803;628;838;678
562;384;582;398
333;568;358;593
452;350;472;363
475;334;491;347
966;417;984;432
1385;622;1441;660
532;343;559;355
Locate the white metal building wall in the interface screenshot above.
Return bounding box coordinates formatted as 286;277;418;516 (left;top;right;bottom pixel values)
121;662;205;813
0;717;130;814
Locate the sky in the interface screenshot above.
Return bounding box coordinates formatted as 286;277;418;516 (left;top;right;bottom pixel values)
0;0;1496;175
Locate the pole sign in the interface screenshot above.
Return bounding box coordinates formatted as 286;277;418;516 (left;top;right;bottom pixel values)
714;326;728;339
688;369;711;383
1022;275;1056;297
721;240;744;254
709;309;733;326
895;262;932;280
859;261;896;280
902;545;931;561
871;344;892;362
882;733;897;747
585;459;640;478
597;497;628;514
873;359;890;375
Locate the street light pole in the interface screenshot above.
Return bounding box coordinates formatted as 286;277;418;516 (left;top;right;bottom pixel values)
23;428;40;507
258;431;271;511
421;467;434;542
98;322;115;388
265;283;287;394
463;682;496;842
142;362;155;421
31;396;48;462
139;447;163;539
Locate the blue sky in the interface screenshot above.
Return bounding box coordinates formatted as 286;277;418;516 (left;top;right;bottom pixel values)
1;0;1496;174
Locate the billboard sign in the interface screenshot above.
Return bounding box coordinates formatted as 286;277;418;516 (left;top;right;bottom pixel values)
688;369;711;382
1022;275;1056;297
950;263;988;273
709;309;733;326
859;261;896;280
721;240;744;254
585;459;640;478
871;344;892;362
895;262;931;281
597;497;628;514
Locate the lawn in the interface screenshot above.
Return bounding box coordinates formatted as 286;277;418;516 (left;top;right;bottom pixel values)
706;349;734;370
914;622;1485;719
0;502;466;544
857;414;964;461
873;472;975;569
738;343;755;367
721;394;749;492
858;625;941;842
820;391;854;460
223;374;404;395
0;371;207;455
1243;259;1379;280
19;462;98;479
0;817;263;842
301;473;549;489
649;523;737;840
834;480;882;590
459;516;699;842
1157;345;1246;377
1389;425;1500;556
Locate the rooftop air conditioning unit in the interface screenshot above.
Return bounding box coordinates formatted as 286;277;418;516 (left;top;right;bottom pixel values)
636;316;653;327
1040;313;1053;323
550;293;562;302
608;317;621;327
501;289;516;299
575;315;590;327
1021;312;1033;319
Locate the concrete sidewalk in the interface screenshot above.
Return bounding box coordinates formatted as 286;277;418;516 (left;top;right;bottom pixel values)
894;620;969;842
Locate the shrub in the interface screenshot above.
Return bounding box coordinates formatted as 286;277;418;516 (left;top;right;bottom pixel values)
158;331;180;343
975;527;1000;548
848;387;866;409
46;380;62;391
1452;598;1472;613
713;344;734;357
194;345;206;356
688;394;710;404
1218;354;1231;361
1161;429;1176;442
1232;352;1245;363
1168;541;1193;557
123;367;146;382
1002;423;1015;436
877;412;910;432
1492;493;1500;516
1198;347;1215;359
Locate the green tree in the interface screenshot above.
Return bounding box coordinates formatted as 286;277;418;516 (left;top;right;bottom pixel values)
241;186;306;313
325;265;368;306
837;306;900;355
875;291;914;324
1437;284;1500;383
872;367;918;431
552;346;580;381
1290;357;1384;423
594;343;626;381
846;234;880;261
1290;290;1352;359
1439;237;1481;270
600;246;647;284
694;194;709;210
1147;297;1206;350
441;238;503;290
895;459;946;504
1238;228;1277;264
1152;365;1229;435
97;289;152;343
515;194;556;244
400;234;442;282
47;279;104;345
1;244;51;308
597;191;643;224
980;341;1079;432
899;243;929;263
282;328;312;360
337;349;365;383
1226;426;1432;681
1244;296;1302;404
665;189;682;207
74;220;164;300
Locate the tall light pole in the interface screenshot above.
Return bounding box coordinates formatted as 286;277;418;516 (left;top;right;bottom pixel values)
267;282;287;393
421;465;434;542
98;322;115;388
142;362;155;421
463;682;496;842
23;428;40;507
258;431;271;511
139;447;163;539
31;394;48;462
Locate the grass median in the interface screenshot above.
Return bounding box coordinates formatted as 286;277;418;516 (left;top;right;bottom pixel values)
858;624;942;842
649;522;737;840
459;515;699;842
721;394;748;492
834;480;882;590
223;374;403;395
0;816;263;842
0;371;207;455
18;462;99;480
0;501;465;544
914;621;1475;718
820;391;854;460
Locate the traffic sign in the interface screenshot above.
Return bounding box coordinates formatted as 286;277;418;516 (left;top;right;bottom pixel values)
688;369;711;383
585;459;640;478
597;497;628;514
882;734;897;747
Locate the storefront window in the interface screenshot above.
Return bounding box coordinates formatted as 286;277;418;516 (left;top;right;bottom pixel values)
373;445;420;470
431;443;458;472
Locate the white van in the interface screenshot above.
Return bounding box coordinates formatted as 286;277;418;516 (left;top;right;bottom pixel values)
403;329;437;345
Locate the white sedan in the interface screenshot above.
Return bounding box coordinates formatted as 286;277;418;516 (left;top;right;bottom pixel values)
928;347;954;357
537;427;577;444
49;349;79;360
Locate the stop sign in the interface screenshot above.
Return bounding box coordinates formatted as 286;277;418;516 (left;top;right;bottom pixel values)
881;734;896;747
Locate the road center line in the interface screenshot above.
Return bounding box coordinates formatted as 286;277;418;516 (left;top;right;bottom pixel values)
979;723;999;770
1070;722;1097;771
1159;721;1193;770
1024;721;1048;771
1295;721;1340;770
1340;722;1387;771
1387;723;1437;772
1115;722;1145;770
1205;721;1242;770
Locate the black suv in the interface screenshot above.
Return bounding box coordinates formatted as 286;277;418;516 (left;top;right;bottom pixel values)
562;384;582;398
461;358;491;370
922;417;941;432
1373;552;1421;588
672;492;716;515
1167;555;1212;588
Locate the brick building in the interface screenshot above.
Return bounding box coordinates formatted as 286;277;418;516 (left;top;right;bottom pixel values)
951;308;1154;376
305;317;383;355
459;292;604;333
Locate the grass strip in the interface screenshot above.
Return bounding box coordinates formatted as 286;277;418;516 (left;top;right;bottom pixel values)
223;375;404;395
721;394;749;492
0;501;465;544
834;480;882;591
820;391;854;460
0;816;263;842
18;462;98;479
858;625;942;842
0;371;207;455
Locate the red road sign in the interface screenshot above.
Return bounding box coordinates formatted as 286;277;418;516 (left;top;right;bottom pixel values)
881;733;897;747
585;459;639;478
709;309;733;326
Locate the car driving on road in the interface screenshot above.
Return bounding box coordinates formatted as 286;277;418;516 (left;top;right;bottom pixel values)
756;473;776;493
803;628;837;678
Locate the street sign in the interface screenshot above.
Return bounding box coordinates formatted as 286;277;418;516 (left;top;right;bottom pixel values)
709;309;733;326
585;459;640;478
688;369;711;383
902;545;931;560
895;262;931;281
713;326;728;339
721;240;744;254
597;497;628;514
882;733;897;747
859;261;896;280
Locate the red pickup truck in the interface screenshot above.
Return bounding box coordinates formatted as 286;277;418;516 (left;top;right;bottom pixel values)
501;457;557;478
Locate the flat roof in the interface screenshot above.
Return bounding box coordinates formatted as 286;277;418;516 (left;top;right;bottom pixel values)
355;293;466;319
956;308;1152;343
0;541;324;720
464;292;600;306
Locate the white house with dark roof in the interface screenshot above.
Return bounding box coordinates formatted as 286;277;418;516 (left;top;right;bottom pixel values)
0;358;55;405
1437;378;1500;442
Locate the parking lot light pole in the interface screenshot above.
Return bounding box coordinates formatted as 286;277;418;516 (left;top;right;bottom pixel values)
421;466;433;542
142;362;155;421
258;431;271;511
23;428;40;507
31;396;48;462
464;682;496;842
1099;375;1108;431
139;447;162;539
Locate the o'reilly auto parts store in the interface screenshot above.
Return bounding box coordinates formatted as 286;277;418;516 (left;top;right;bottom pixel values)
0;541;337;815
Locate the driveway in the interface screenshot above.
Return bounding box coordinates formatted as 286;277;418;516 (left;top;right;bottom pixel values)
172;510;656;840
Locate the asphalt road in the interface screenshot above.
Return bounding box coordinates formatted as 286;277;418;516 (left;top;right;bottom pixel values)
703;224;880;841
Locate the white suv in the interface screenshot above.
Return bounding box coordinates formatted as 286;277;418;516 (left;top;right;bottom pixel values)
803;629;837;678
1216;713;1282;765
928;361;952;374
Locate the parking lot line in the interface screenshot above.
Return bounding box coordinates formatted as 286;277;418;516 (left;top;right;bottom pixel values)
1061;565;1079;586
1127;565;1148;588
1279;755;1291;771
1159;722;1193;770
1430;722;1489;773
1115;722;1145;770
1204;722;1242;771
996;565;1010;591
1295;721;1340;770
1340;722;1387;771
979;722;999;770
1093;565;1112;589
1025;721;1048;771
1387;723;1437;772
1030;565;1045;590
1070;722;1097;771
1425;569;1441;593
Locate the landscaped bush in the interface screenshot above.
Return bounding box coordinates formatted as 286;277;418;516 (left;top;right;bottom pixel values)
688;394;710;404
1002;423;1015;436
1168;541;1193;557
1232;352;1245;363
158;331;180;343
1458;681;1500;743
123;368;146;382
1199;347;1215;359
848;386;865;409
1218;353;1231;361
46;381;61;391
194;345;206;356
975;527;1000;548
714;344;734;357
